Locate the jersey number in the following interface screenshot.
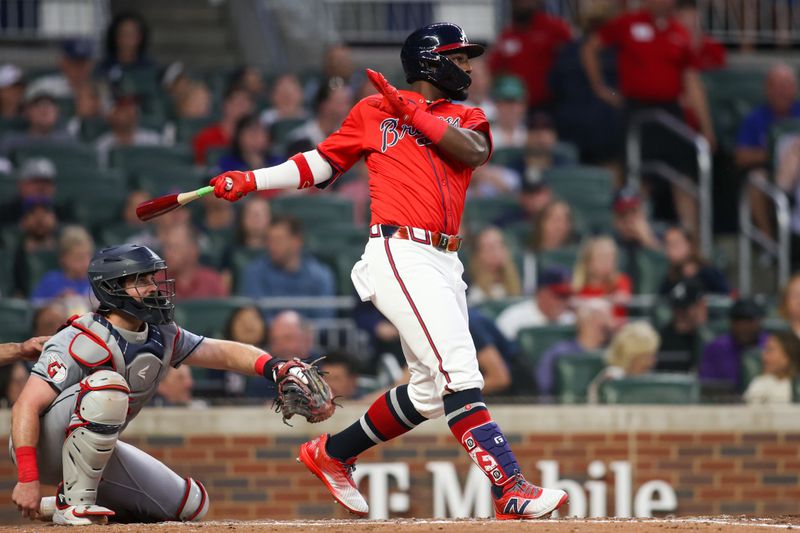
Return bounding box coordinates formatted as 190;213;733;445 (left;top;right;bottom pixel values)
47;360;66;378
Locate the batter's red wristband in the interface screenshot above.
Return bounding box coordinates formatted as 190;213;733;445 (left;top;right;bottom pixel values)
254;353;273;377
411;110;449;144
15;446;38;483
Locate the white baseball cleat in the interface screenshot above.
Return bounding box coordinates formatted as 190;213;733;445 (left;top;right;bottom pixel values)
297;434;368;516
493;474;569;520
53;504;114;526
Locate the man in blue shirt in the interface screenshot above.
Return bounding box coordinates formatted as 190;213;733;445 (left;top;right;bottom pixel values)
735;63;800;238
237;214;336;318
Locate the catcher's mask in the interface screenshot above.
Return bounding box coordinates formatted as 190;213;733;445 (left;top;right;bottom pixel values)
401;22;484;101
88;244;176;325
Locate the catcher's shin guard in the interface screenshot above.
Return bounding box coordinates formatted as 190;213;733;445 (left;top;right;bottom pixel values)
176;478;209;522
62;370;129;512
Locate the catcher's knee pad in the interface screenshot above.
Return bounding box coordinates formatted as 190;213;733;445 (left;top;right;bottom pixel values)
176;478;209;521
63;370;129;506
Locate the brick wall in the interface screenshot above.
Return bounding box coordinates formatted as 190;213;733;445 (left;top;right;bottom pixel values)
0;406;798;522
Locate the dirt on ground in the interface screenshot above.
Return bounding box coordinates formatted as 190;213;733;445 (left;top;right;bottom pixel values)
1;517;799;533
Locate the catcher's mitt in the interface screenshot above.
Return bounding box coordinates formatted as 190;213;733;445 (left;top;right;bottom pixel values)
273;358;336;425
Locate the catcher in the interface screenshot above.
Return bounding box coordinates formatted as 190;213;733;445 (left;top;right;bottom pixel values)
10;244;334;525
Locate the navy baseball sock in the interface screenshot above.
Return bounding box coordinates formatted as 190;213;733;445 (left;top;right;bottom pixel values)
326;384;427;461
444;388;521;499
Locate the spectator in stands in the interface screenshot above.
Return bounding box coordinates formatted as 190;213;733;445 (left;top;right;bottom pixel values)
97;12;155;76
174;81;212;120
521;199;576;294
656;277;710;372
573;236;632;319
468;308;514;396
234;197;271;250
217;114;281;176
780;273;800;337
699;297;768;393
0;361;29;407
260;73;307;129
220;305;269;397
318;351;362;400
28;39;96;100
95;92;162;167
285;77;352;155
32;300;69;337
12;197;58;297
303;44;362;101
612;185;662;292
675;0;726;71
0;158;63;226
159;224;228;300
153;366;206;407
192;86;254;164
497;266;575;341
659;225;729;295
335;160;370;225
31;225;94;302
121;189;151;229
492;76;528;149
737;64;800;239
537;298;613;397
200;192;235;234
237;215;336;318
230;65;267;107
467;226;522;305
0;63;24;120
744;331;800;404
583;0;715;233
549;0;623;171
488;0;572;112
588;321;661;403
464;57;496;122
161;62;189;100
0;86;74;155
65;81;108;140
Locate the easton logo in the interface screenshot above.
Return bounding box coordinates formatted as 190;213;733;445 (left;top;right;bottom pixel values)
379;116;461;152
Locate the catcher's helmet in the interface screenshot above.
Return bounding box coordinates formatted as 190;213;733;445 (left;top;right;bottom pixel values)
88;244;175;325
401;22;484;101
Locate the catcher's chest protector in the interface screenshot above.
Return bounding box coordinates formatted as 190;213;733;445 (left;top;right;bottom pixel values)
66;314;175;425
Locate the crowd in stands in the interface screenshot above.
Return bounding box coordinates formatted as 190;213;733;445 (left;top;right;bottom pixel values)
3;0;800;407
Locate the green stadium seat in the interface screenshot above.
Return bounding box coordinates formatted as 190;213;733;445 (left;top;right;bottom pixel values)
476;296;527;320
537;246;580;272
622;248;668;295
555;352;606;404
272;195;354;226
109;145;193;176
517;324;577;371
97;223;144;248
703;68;767;149
740;346;762;391
463;195;520;230
54;169;127;229
0;298;34;342
305;224;367;256
314;245;363;297
231;247;265;294
0;172;16;199
173;297;254;338
13;143;99;170
553;141;580;165
78;117;111;142
490;147;523;167
176;117;217;144
202;228;235;269
599;374;700;404
24;249;60;296
134;165;207;196
544;165;614;233
270;118;306;145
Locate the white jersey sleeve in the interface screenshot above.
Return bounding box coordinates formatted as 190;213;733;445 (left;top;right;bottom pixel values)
160;323;205;367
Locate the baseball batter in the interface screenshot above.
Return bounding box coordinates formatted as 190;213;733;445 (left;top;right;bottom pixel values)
210;23;568;519
10;244;327;525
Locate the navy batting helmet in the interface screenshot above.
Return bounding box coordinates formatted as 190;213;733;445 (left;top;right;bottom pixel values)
401;22;484;101
88;244;176;325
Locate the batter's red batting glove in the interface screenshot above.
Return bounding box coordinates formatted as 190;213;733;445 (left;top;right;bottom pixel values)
365;68;449;144
209;170;257;202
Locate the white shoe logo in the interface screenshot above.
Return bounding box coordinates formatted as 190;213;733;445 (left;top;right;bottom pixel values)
137;365;150;380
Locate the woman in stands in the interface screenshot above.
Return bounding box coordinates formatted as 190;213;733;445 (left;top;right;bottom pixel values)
780;273;800;338
659;225;729;295
521;200;577;294
466;226;522;305
217;114;281;180
98;12;155;75
743;330;800;404
572;235;632;319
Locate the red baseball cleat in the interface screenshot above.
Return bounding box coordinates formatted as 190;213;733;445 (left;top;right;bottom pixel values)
493;474;569;520
297;434;369;517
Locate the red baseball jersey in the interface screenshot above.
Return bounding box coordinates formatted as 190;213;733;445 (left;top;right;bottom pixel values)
599;10;700;102
316;92;492;236
488;13;572;108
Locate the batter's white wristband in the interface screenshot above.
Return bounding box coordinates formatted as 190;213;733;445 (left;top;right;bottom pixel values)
252;149;333;191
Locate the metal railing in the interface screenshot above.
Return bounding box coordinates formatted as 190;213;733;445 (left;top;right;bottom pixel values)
626;109;714;258
0;0;109;41
738;173;791;295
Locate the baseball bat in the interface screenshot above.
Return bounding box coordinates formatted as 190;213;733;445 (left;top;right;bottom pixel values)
136;185;214;222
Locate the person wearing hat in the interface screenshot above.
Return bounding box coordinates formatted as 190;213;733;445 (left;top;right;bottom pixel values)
612;185;661;292
0;63;25;120
496;266;576;341
95;90;162;167
655;277;711;373
698;298;768;393
11;196;59;297
0;86;74;155
27;39;96;100
492;76;528;149
0;158;62;226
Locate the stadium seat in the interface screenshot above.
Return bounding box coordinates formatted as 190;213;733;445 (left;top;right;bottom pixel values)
313;245;363;297
173;297;254;338
109;145;193;175
517;324;577;371
176;116;217;144
78;117;110;142
490;147;523;168
555;352;606;404
544;165;614;233
463;195;521;230
703;68;767;149
55;169;127;229
305;224;367;256
24;249;60;296
0;298;34;343
740;346;763;391
201;228;235;269
0;172;16;199
553;141;580;165
231;248;266;294
476;296;527;320
599;374;701;404
134;165;207;196
13;143;99;170
0;246;15;298
622;248;668;295
272;195;354;226
537;246;580;272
